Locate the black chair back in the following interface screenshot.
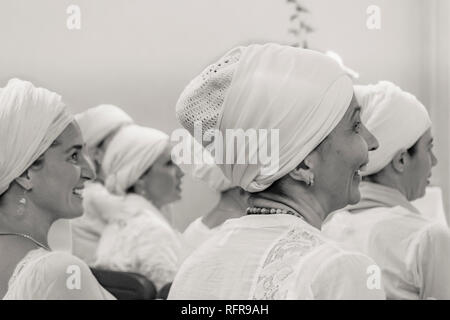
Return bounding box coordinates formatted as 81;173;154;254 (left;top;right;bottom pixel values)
91;268;157;300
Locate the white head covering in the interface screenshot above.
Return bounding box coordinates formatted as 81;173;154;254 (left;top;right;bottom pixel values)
103;124;169;195
176;43;353;192
0;78;73;195
75;104;133;148
355;81;431;176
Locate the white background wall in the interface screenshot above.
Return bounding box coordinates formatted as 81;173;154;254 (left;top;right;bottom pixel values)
1;0;448;229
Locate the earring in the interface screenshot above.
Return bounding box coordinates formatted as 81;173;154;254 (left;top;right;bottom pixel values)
297;169;315;187
308;175;314;186
17;190;27;216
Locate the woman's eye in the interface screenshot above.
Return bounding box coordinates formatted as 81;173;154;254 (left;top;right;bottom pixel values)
70;152;79;162
353;121;362;133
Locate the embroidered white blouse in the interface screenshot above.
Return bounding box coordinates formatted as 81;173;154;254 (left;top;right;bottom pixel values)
3;248;115;300
168;214;386;300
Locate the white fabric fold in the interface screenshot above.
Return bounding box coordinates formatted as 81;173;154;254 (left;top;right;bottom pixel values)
75;104;133;148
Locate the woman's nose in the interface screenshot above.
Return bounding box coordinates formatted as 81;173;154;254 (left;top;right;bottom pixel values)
81;153;96;181
363;125;379;151
431;151;438;167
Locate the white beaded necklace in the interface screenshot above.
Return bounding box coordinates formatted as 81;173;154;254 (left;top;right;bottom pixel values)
246;206;305;221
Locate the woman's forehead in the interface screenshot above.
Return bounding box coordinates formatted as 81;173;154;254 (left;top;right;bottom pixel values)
55;121;83;147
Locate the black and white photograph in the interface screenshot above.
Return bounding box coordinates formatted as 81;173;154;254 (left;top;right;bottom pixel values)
0;0;450;309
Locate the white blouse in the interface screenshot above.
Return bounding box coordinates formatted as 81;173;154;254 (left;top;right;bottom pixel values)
169;214;386;300
94;194;183;291
323;182;450;300
182;217;217;256
3;248;114;300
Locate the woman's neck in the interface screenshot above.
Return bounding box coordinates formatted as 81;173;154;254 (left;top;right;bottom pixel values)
202;192;246;228
0;201;52;248
249;187;327;229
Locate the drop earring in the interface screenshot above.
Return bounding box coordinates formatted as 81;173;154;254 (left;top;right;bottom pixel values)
308;175;314;186
297;169;315;187
17;190;27;216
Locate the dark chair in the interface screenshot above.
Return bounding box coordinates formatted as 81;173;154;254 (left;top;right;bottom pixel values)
156;282;172;300
90;268;157;300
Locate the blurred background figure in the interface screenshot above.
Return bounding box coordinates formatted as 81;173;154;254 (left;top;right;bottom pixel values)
180;138;249;255
412;186;448;227
94;124;184;293
72;104;133;265
323;81;450;300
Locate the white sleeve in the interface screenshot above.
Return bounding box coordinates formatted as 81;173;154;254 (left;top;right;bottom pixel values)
40;253;115;300
415;224;450;300
310;252;386;300
132;223;182;291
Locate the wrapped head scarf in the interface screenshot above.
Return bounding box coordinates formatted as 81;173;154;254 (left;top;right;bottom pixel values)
355;81;431;176
103;124;170;195
75;104;133;149
176;43;354;192
0;78;73;195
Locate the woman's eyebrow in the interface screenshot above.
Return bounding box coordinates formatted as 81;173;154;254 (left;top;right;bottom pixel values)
65;144;83;153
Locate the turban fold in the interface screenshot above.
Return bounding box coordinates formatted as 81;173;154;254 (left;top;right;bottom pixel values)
103;124;169;195
176;43;353;192
355;81;431;176
0;78;73;195
75;104;133;148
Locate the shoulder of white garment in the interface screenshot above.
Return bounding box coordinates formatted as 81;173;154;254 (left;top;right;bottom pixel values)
310;250;386;299
6;250;114;300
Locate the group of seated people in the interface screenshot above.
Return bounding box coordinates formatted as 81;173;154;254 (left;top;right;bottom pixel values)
0;43;449;300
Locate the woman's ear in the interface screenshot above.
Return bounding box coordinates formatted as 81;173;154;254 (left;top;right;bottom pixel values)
15;154;47;191
14;170;33;191
289;152;317;186
133;178;147;196
391;149;407;173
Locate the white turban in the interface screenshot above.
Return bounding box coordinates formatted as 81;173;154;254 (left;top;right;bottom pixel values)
103;124;169;195
0;78;73;195
355;81;431;176
176;43;353;192
75;104;133;148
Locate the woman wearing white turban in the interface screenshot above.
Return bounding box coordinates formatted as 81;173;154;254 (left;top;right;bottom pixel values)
71;105;133;265
181;137;249;254
168;43;383;300
93;124;184;293
323;81;450;300
0;79;114;299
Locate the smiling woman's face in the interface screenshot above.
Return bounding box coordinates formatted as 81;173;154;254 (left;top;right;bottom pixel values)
313;95;379;213
26;121;95;220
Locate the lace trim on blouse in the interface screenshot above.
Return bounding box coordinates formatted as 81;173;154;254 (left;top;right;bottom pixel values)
250;226;324;299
